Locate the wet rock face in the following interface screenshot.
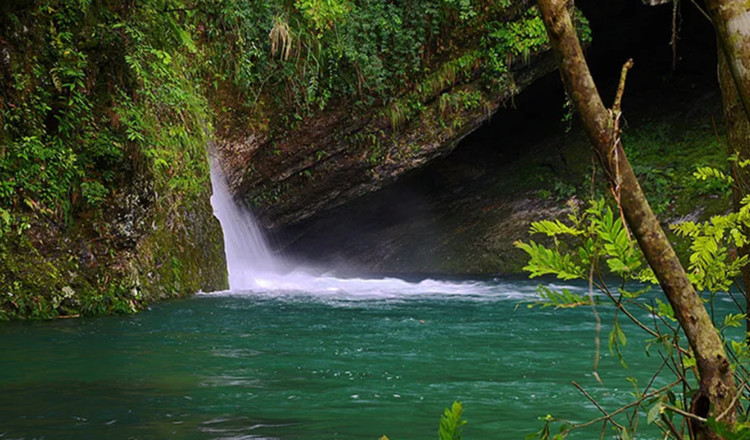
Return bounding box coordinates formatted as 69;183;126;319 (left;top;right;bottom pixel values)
269;76;585;276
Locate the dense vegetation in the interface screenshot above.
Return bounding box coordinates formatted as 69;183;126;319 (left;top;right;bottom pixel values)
0;1;226;319
0;0;591;319
196;0;573;133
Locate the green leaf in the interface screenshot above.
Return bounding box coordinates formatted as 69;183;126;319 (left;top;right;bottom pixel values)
620;427;631;440
618;286;649;299
682;354;696;369
724;313;747;328
529;219;584;237
514;240;585;280
647;401;662;424
438;401;466;440
694;166;733;185
655;299;676;322
608;319;628;367
706;418;750;440
531;285;592;308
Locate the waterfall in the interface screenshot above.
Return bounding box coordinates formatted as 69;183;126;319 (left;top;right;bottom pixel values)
208;152;500;299
209;155;284;290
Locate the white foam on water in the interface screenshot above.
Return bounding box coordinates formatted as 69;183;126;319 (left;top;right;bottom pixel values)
208;156;578;301
207;269;544;300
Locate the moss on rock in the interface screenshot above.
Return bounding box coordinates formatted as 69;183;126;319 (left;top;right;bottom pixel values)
0;2;227;320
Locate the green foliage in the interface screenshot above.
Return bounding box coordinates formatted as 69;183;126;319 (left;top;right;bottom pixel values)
525;414;570;440
439;401;467;440
529;219;585;238
379;401;466;440
192;0;591;133
724;313;747;328
572;9;592;45
624;121;730;216
515;240;586;280
482;7;549;82
196;0;509;120
519;188;749;438
80;181;108;207
670;194;750;291
295;0;350;35
527;285;592;308
608;317;627;367
515;199;652;284
706;418;750;440
694;165;733;186
1;0;211;220
0;0;227;319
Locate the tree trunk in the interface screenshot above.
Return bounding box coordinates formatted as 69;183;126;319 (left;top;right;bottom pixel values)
705;0;750;343
718;47;750;344
704;0;750;124
535;0;736;437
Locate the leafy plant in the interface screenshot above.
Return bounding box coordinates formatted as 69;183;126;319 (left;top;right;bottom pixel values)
516;194;750;439
80;181;109;207
439;401;467;440
379;401;467;440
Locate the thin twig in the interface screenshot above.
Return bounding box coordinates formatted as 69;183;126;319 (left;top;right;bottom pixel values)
662;404;707;423
588;262;603;385
612;59;634;116
661;412;684;440
671;0;679;71
658;351;680;381
593;272;687;356
644;353;672;394
600;288;661;339
716;379;748;422
570;379;683;430
573;382;625;430
727;282;746;311
629;357;669;433
609;59;635;243
687;0;712;23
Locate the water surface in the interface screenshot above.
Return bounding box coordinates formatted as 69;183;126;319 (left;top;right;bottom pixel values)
0;278;685;439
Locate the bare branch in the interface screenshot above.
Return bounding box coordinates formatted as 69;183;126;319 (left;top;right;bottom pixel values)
572;381;625;430
570;379;683;430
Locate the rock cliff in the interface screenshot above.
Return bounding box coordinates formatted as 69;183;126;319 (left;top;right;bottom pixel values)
213;1;584;230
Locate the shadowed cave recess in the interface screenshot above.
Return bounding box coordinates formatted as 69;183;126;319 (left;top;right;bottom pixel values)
269;0;721;276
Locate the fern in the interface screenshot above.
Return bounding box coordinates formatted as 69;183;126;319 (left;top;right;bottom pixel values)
439;402;467;440
694;166;733;185
593;206;641;276
529;219;584;237
618;286;650;299
530;285;592;308
670;221;700;238
724;313;747;329
514;240;585;280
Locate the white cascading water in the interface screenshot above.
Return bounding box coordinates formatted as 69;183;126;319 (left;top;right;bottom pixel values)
210;155;285;289
208;156;577;300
